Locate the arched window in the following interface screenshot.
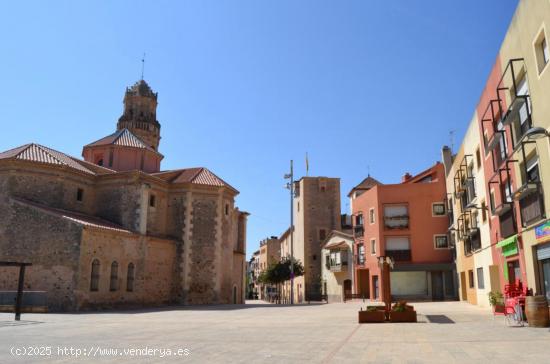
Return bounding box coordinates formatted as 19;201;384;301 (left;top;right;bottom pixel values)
126;263;135;292
110;261;119;291
90;259;100;292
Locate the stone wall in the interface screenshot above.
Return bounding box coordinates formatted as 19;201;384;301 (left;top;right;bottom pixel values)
2;168;96;215
0;199;83;311
95;183;141;231
75;229;177;310
185;196;218;304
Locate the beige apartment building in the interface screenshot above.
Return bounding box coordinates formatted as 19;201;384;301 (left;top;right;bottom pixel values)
498;0;550;300
321;231;354;303
258;236;280;300
445;0;550;303
442;118;500;308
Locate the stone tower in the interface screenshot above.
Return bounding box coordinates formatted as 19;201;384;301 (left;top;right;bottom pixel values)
116;80;161;151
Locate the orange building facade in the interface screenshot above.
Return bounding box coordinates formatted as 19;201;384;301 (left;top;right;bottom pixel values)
350;163;456;301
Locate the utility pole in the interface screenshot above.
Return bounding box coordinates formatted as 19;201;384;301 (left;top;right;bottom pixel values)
284;160;295;304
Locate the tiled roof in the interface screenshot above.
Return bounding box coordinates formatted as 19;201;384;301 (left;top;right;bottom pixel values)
348;176;382;197
0;143;96;175
152;167;237;192
84;128;157;152
11;198;133;234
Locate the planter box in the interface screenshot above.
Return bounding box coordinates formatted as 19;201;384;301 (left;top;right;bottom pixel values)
493;304;505;315
358;310;386;323
389;310;417;322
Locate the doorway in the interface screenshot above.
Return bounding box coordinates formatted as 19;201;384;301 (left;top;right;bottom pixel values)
372;275;379;300
357;269;369;298
507;260;521;284
343;279;352;300
460;271;467;301
431;271;444;301
233;285;237;304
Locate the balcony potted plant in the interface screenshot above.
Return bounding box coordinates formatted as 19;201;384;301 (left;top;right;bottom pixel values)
389;301;417;322
358;305;386;323
488;291;505;315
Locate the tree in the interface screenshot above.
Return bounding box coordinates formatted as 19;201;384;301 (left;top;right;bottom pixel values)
257;257;304;304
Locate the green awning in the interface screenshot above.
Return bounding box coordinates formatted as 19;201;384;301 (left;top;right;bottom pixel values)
496;234;518;248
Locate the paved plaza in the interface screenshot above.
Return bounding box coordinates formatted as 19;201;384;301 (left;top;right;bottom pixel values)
1;300;549;363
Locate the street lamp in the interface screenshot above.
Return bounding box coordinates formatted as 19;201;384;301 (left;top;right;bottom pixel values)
284;160;294;305
524;126;550;141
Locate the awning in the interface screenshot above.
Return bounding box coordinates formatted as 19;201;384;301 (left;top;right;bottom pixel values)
496;234;519;257
496;234;518;248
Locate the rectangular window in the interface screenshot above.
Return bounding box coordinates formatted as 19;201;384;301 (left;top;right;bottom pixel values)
384;205;408;229
535;28;549;73
476;147;482;170
149;194;156;207
370;239;376;255
468;270;475;288
432;202;446;216
481;201;487;223
76;188;84;202
477;267;485;289
358;244;365;265
369;208;375;224
434;235;449;249
385;236;411;261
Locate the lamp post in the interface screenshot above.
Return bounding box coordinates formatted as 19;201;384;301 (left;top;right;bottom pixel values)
524;126;550;141
284;160;295;305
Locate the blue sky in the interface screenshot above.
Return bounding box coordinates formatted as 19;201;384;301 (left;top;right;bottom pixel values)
0;1;518;258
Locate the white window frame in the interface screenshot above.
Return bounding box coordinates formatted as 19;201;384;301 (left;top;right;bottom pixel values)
434;234;449;250
369;208;375;224
370;239;377;255
432;202;446;217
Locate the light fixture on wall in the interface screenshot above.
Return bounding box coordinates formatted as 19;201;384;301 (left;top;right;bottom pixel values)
524;126;550;141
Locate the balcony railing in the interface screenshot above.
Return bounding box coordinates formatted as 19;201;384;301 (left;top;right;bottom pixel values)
357;255;365;265
385;249;411;262
329;261;348;273
384;215;409;230
500;208;517;239
354;225;364;237
517;182;545;227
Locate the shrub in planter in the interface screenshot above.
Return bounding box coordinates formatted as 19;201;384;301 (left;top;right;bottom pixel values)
488;291;505;314
389;301;417;322
358;306;386;323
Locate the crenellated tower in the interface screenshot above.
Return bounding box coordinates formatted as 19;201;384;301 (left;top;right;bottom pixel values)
116;80;161;151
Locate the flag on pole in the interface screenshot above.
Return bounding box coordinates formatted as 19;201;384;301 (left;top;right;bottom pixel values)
306;152;309;176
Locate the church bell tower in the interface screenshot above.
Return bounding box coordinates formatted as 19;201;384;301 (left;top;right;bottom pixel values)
116;80;161;151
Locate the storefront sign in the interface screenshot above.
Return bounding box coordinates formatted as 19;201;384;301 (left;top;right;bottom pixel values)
535;220;550;244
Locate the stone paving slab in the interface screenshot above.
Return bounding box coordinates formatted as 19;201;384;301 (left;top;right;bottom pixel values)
0;301;549;363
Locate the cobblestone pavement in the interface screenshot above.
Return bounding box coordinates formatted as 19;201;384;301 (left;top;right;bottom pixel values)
1;301;549;363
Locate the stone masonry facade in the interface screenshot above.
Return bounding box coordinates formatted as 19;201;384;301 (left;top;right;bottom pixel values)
0;79;248;311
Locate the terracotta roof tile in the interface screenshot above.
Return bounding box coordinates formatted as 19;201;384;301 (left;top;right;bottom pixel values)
0;143;95;175
84;128;157;153
152;167;237;192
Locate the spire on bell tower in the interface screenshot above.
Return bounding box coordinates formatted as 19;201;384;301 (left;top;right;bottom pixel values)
116;79;161;151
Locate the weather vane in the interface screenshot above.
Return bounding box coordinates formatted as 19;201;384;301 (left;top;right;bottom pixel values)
141;53;146;80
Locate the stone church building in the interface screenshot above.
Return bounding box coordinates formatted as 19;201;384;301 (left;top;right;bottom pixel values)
0;80;248;311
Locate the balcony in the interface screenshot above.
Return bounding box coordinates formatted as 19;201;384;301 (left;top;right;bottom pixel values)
499;208;517;239
492;202;512;217
354;225;364;238
385;249;411;262
518;183;545;227
384;215;409;230
356;255;365;265
329;261;348;273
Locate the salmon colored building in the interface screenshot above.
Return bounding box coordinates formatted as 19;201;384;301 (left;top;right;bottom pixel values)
350;163;456;301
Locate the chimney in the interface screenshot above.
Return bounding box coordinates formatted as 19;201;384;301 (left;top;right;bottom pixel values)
441;145;453;176
401;173;412;183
